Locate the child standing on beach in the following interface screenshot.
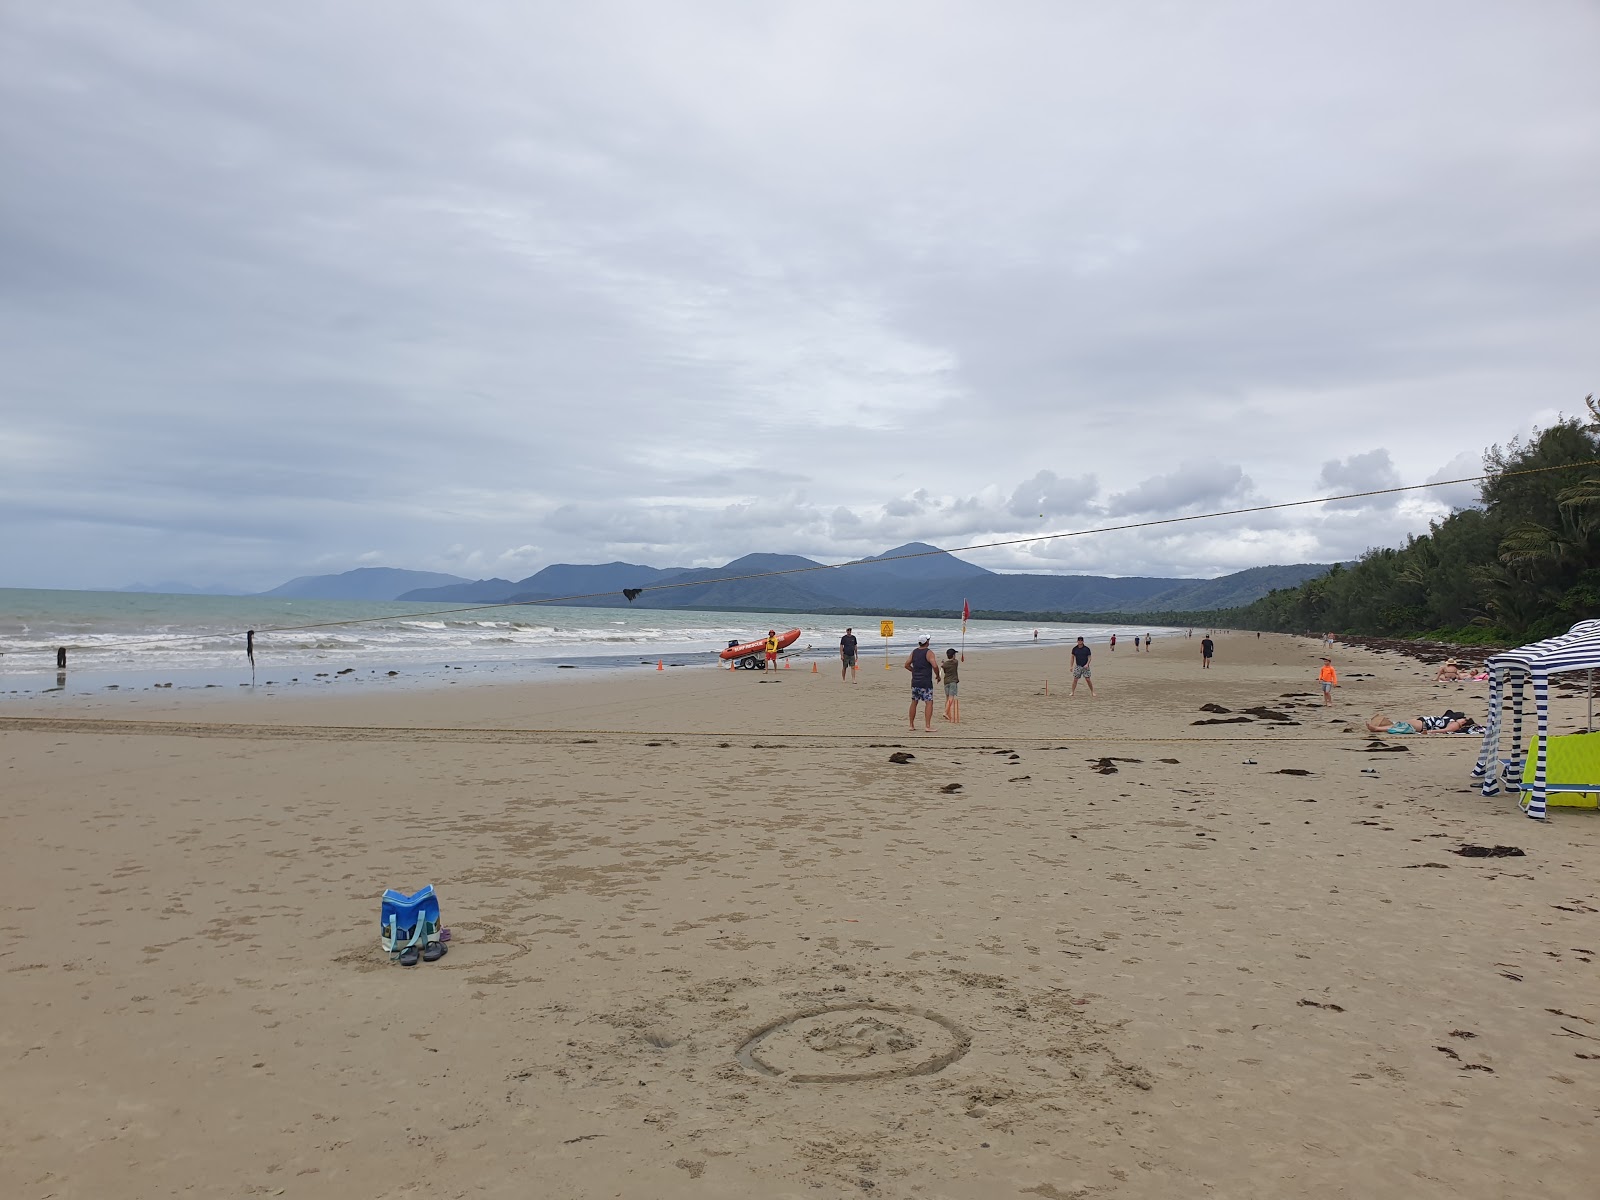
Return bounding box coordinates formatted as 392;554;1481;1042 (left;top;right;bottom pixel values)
1318;657;1339;706
943;648;960;723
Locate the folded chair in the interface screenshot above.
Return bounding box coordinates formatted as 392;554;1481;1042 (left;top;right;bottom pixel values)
1521;733;1600;811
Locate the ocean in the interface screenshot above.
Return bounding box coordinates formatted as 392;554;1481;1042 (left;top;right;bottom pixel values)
0;587;1179;696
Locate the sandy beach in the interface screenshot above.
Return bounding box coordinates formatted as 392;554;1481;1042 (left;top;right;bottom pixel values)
3;632;1597;1199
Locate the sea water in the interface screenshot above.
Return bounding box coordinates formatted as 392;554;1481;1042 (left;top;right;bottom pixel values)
0;587;1177;696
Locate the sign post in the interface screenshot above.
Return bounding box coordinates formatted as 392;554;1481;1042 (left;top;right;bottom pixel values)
880;619;894;670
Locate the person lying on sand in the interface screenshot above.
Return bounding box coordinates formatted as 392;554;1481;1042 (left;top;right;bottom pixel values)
1366;711;1472;735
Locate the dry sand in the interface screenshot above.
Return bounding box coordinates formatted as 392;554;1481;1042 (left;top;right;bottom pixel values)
3;632;1597;1198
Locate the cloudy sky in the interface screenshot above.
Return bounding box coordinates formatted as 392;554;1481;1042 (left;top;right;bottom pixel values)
3;1;1596;591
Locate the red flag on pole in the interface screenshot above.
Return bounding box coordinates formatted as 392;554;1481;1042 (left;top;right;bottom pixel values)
962;598;970;622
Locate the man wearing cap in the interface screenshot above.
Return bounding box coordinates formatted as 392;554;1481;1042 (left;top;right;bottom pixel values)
904;636;942;732
840;627;859;681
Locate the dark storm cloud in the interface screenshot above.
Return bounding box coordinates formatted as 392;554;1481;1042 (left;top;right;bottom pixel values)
1;2;1596;589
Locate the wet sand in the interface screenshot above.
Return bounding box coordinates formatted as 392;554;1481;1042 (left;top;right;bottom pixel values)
3;632;1597;1198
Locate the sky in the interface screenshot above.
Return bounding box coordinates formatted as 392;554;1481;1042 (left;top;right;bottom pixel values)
3;1;1597;592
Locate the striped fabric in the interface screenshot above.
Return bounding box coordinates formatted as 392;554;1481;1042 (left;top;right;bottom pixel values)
1473;620;1600;820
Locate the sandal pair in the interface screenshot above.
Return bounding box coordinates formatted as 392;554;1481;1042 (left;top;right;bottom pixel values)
398;941;448;967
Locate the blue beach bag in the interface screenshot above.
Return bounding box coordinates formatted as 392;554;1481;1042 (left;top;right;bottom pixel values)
380;885;441;955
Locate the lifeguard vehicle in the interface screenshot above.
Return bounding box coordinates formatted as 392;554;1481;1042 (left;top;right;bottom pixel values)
720;628;801;669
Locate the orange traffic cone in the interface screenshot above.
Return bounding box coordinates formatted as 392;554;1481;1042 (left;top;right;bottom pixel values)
656;659;664;671
783;658;790;669
811;661;818;673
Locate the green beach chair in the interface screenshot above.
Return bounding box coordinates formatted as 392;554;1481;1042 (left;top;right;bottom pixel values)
1521;733;1600;810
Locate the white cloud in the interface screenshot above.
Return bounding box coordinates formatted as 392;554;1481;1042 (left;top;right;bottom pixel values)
1317;448;1404;511
1;1;1596;588
1107;463;1254;517
1007;470;1099;519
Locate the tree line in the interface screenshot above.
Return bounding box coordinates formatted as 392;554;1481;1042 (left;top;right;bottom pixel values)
1220;398;1600;645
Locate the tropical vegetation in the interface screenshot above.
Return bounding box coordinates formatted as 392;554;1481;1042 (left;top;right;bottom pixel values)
1222;399;1600;644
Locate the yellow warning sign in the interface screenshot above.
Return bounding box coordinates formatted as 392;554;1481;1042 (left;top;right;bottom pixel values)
879;620;895;639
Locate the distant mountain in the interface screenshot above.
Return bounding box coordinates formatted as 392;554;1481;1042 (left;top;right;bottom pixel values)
258;567;473;601
402;562;690;605
507;561;691;600
268;550;1337;614
401;577;520;603
1133;564;1337;612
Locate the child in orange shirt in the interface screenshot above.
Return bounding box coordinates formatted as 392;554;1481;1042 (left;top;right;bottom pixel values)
1318;658;1339;706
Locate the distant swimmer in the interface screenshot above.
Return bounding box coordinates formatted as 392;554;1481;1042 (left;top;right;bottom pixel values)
840;627;858;682
1069;637;1095;697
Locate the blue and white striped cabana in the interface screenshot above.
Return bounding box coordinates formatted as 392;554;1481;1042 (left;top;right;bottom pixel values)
1473;620;1600;820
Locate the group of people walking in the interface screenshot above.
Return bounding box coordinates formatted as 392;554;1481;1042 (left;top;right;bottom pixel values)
836;627;962;730
832;627;1226;728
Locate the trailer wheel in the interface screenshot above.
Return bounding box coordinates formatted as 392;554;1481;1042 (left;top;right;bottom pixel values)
739;656;759;670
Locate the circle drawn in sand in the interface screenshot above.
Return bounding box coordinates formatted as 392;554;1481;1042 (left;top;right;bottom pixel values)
736;1004;970;1083
433;920;531;970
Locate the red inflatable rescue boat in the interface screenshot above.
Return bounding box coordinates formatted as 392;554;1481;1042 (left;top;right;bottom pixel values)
720;628;801;667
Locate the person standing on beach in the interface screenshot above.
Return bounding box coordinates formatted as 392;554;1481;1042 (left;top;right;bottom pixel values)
1069;637;1095;696
1133;636;1140;652
840;627;858;681
1201;636;1214;668
942;648;960;723
1145;632;1153;653
1318;657;1339;705
1110;633;1116;651
764;630;779;671
905;636;941;731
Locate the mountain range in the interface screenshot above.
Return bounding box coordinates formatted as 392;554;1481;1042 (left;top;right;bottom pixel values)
248;545;1335;615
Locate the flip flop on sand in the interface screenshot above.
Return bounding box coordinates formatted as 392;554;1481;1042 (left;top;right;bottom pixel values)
422;941;447;963
398;945;421;967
